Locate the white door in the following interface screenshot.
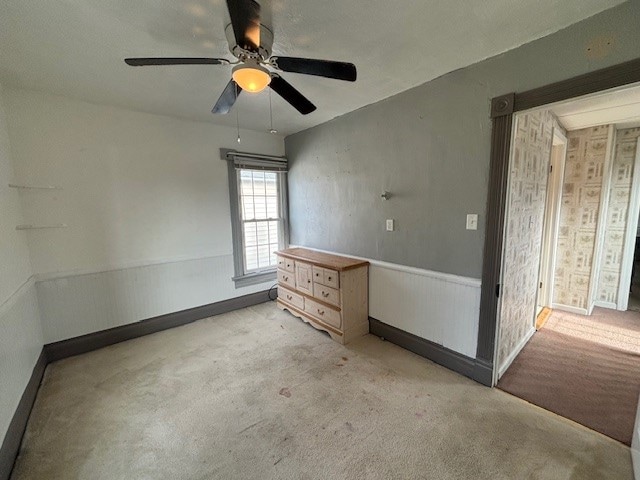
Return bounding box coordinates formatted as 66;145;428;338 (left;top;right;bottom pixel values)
537;131;567;309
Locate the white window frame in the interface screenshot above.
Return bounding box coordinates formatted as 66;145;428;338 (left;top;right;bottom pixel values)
223;149;289;288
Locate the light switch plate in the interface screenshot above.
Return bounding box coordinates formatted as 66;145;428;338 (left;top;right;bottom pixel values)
466;214;478;230
386;219;394;231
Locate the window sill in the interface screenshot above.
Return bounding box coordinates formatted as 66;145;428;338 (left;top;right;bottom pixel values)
232;269;277;288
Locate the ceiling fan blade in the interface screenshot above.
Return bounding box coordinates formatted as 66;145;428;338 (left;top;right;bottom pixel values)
269;74;316;115
125;58;230;66
212;80;242;114
270;57;357;82
226;0;261;51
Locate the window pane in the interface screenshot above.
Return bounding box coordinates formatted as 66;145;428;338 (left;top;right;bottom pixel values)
245;246;258;271
254;196;267;220
242;196;255;220
257;244;271;268
244;223;257;247
256;221;269;245
240;170;254;196
266;196;278;219
265;173;277;195
252;171;266;196
269;221;279;244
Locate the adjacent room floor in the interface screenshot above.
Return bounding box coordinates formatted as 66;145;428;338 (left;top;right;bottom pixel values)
12;303;634;480
498;307;640;446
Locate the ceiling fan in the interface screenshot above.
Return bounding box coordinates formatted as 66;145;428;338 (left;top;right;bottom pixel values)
124;0;357;116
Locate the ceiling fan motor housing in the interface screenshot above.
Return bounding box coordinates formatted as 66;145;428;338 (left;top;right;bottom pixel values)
225;23;274;61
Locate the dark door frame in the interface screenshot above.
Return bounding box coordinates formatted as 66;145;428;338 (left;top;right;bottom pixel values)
474;57;640;387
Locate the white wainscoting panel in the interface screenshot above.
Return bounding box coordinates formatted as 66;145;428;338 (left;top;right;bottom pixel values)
290;245;482;359
36;255;275;344
0;277;44;443
368;263;481;358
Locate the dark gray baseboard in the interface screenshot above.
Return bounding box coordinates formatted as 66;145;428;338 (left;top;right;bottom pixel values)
369;317;492;387
472;358;493;386
0;349;47;480
1;290;271;480
45;289;272;363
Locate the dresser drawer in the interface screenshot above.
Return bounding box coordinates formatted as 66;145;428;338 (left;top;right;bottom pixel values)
278;286;304;310
277;269;296;289
323;269;339;289
312;266;324;284
277;255;295;273
312;266;340;289
304;298;341;329
312;284;340;307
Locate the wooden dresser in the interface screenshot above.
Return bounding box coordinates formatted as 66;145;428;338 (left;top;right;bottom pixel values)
275;248;369;344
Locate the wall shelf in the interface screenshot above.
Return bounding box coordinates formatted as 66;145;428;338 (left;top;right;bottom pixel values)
16;224;68;231
9;183;62;190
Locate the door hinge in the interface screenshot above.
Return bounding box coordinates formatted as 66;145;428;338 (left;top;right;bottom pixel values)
550;164;553;173
539;281;542;289
495;283;501;298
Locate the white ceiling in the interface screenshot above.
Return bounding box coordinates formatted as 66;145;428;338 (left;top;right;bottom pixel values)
551;83;640;130
0;0;625;136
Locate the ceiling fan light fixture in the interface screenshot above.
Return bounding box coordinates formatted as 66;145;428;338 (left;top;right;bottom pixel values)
232;63;271;93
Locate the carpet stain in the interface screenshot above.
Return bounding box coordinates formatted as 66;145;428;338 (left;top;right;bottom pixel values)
279;387;291;398
345;422;354;432
238;420;264;434
342;356;348;361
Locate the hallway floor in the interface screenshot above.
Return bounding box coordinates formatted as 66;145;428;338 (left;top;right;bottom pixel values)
11;303;634;479
628;289;640;313
498;307;640;445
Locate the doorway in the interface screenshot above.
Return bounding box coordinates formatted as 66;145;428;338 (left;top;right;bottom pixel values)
478;59;640;388
493;84;640;445
618;137;640;312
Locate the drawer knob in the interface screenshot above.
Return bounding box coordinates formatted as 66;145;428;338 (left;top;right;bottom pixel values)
328;276;332;281
284;276;288;281
315;273;320;277
322;291;329;298
317;309;325;315
286;295;293;300
307;280;311;283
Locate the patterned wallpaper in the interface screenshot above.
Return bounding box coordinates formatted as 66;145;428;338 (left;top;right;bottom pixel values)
498;110;554;371
596;127;640;305
553;125;611;311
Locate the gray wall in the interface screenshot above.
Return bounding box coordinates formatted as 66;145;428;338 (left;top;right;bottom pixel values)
285;1;640;279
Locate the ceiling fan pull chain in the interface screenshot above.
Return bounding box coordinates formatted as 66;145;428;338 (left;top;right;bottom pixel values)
236;85;241;143
269;87;277;134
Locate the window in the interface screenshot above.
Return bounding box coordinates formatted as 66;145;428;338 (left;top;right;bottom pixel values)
225;150;288;287
239;169;282;271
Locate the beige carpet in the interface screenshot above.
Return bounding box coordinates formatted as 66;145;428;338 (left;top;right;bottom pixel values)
11;303;633;479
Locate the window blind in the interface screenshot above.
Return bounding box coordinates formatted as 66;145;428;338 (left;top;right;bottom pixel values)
226;151;288;172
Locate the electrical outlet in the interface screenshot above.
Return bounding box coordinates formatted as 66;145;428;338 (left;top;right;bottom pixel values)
386;219;394;231
466;214;478;230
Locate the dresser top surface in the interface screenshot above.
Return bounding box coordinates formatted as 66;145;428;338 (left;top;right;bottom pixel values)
276;248;369;271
